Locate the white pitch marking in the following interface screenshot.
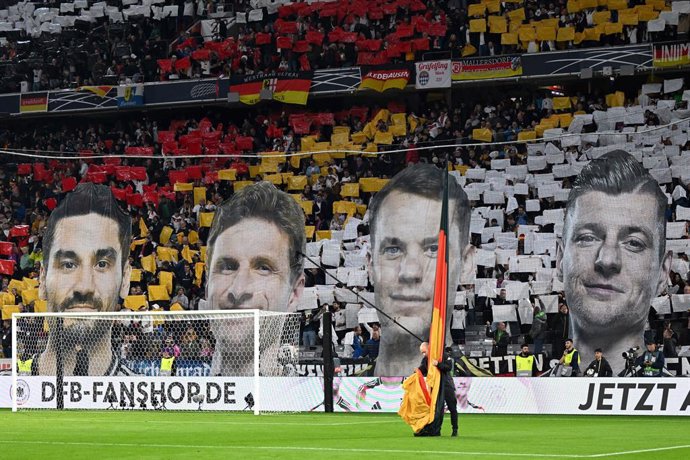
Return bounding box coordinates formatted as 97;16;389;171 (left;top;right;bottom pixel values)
1;440;689;458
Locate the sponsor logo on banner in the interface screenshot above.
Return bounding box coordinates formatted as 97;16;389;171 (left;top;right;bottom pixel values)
452;56;522;81
3;377;690;415
415;60;452;89
359;68;410;92
117;84;144;107
19;93;48;113
653;42;690;68
7;376;323;411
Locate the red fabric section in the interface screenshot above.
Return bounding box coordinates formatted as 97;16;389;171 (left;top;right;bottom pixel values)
61;177;77;192
9;225;29;237
0;241;13;256
416;368;431;405
168;170;189;185
17;164;32;175
157;59;172;73
44;197;57;211
0;259;14;276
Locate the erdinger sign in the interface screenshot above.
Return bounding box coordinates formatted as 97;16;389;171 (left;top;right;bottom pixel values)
415;60;452;89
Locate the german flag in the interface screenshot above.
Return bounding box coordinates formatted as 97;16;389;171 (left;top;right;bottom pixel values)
78;86;114;97
272;78;311;105
19;93;48;113
231;80;263;105
398;168;449;435
230;72;312;105
359;68;410;92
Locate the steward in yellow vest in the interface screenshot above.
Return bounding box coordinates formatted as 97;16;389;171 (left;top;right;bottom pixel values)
160;350;176;377
17;356;34;376
559;339;581;376
515;344;536;376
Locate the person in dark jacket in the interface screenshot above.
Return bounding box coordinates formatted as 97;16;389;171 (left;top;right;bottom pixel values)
584;348;613;377
485;321;510;357
362;329;380;360
551;303;570;359
418;342;458;437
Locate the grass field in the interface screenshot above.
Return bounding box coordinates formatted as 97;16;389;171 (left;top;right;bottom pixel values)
1;410;689;459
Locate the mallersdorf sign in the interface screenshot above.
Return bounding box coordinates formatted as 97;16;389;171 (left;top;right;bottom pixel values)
415;60;452;89
3;377;690;415
452;56;522;81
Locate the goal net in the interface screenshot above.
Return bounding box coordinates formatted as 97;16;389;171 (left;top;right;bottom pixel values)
11;310;306;413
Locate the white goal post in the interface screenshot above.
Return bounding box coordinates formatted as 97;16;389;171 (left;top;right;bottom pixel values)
11;309;301;413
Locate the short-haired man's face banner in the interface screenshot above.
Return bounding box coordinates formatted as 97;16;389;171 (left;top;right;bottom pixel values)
40;213;129;314
371;191;463;320
207;217;303;312
370;190;470;375
559;191;670;335
40;212;130;347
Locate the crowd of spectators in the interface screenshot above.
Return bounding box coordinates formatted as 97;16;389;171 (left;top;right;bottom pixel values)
0;0;207;93
1;0;687;92
1;75;690;374
162;0;687;80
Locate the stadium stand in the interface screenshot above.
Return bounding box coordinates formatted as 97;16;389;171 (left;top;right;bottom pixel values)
0;0;208;93
1;0;688;90
2;71;690;376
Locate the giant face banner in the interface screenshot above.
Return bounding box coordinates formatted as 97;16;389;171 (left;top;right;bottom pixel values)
25;183;133;377
10;149;683;386
557;150;671;374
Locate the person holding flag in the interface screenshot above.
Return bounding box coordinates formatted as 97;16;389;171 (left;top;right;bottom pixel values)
398;164;462;437
417;342;458;437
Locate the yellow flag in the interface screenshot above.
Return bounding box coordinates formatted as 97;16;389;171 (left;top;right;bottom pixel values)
8;279;25;293
139;218;149;237
22;277;39;288
1;305;20;320
148;285;170;301
316;230;332;241
218;169;237;181
124;295;148;310
188;230;199;245
34;299;47;313
181;245;199;264
159;271;174;294
160;226;173;245
472;128;494;143
300;201;314;215
287;176;308;191
333;201;357;217
21;288;39;305
194;262;205;286
130;239;147;251
374;131;394;145
141;254;157;273
130;269;142;282
341;183;360;198
174;182;193;192
199;212;215;228
0;292;15;306
157;246;178;263
193;187;207;206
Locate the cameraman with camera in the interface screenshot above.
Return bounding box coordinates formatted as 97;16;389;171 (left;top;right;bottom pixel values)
635;340;665;377
584;348;613;377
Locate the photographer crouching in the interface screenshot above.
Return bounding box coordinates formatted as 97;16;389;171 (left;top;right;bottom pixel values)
635;340;665;377
584;348;613;377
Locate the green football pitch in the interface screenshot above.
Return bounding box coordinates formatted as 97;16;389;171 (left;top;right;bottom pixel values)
1;410;688;459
